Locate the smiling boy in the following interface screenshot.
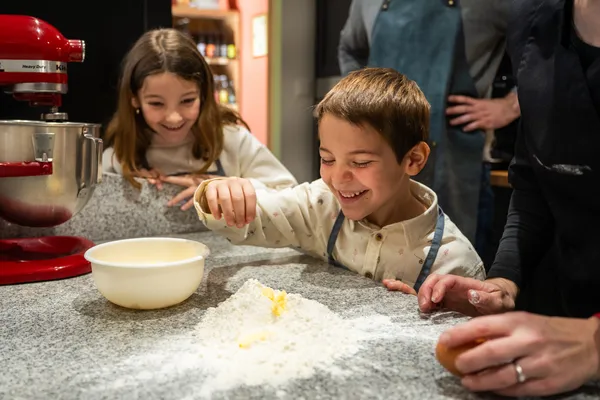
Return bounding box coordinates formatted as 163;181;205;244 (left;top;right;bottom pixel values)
193;68;484;293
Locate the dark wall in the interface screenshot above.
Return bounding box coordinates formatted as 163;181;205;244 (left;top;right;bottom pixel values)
315;0;353;78
0;1;172;131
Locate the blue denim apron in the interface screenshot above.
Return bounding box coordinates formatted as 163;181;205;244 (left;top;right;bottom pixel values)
367;0;484;243
327;207;445;292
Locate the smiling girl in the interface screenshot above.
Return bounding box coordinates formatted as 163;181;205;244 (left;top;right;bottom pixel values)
102;29;297;210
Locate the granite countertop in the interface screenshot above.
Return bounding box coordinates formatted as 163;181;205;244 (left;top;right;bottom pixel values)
2;232;600;400
0;173;207;242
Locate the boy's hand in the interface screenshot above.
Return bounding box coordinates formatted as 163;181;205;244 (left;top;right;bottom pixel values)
382;279;417;296
204;177;256;227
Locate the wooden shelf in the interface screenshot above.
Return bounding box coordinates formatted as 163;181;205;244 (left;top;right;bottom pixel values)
205;57;237;66
172;5;239;20
491;170;511;188
172;4;242;114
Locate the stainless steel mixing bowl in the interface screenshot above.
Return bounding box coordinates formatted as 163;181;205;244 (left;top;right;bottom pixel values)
0;120;103;227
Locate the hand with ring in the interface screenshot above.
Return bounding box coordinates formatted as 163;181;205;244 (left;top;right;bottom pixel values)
437;311;600;397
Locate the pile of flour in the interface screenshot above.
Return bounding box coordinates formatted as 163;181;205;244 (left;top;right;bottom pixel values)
193;279;392;395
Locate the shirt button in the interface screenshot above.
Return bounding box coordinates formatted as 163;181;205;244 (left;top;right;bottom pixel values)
365;272;373;279
375;233;383;241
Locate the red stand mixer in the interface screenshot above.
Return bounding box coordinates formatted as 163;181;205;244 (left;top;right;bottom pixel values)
0;15;103;284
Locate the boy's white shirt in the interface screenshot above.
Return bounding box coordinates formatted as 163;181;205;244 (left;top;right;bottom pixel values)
101;124;298;191
194;178;486;287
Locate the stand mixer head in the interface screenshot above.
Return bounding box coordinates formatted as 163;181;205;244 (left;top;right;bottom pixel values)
0;15;103;284
0;14;84;108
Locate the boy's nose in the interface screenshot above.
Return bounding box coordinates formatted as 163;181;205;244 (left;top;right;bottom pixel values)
331;165;353;184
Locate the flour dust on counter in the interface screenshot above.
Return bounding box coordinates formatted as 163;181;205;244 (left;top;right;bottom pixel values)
108;278;397;398
190;279;394;397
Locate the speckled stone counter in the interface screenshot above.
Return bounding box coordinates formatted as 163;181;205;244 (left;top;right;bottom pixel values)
0;172;205;242
2;232;600;400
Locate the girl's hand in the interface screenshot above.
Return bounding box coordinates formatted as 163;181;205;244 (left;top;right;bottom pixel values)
133;168;164;190
440;312;600;397
382;279;417;296
203;177;256;227
417;274;517;317
162;174;216;211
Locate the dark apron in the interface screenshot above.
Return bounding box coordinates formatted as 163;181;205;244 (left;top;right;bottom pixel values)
367;0;484;243
327;207;445;292
513;0;600;317
158;159;226;208
167;159;226;177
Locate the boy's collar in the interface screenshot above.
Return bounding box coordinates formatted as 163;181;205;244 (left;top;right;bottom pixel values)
353;180;439;243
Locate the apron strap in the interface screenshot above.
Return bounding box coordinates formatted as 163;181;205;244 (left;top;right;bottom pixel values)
327;211;346;265
413;206;445;292
327;207;446;284
140;155;151;171
214;159;226;176
170;159;226;177
155;159;227;177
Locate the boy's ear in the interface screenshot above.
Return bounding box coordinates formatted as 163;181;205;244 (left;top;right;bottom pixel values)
404;142;430;176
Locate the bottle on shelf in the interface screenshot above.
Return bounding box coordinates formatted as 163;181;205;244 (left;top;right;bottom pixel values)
196;34;207;57
218;76;229;105
227;79;236;104
206;34;216;58
213;74;222;103
214;34;222;58
212;75;236;106
226;38;236;59
219;34;227;59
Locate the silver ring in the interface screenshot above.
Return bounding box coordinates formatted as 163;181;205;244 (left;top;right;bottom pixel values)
514;362;527;383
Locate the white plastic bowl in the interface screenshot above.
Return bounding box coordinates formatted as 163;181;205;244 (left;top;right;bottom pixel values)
84;237;210;310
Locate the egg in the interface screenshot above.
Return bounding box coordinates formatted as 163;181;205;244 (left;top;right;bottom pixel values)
261;286;287;316
238;331;272;349
435;338;486;376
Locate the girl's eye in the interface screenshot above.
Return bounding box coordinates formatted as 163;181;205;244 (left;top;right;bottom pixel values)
182;98;196;104
148;102;163;107
353;161;372;168
320;158;334;166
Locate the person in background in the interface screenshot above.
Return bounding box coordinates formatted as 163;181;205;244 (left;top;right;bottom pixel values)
193;68;485;293
338;0;521;257
417;0;600;396
102;28;297;211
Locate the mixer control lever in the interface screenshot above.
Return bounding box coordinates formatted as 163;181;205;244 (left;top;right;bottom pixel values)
32;132;55;162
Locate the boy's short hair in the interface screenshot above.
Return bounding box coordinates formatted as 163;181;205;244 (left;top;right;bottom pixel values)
314;67;430;162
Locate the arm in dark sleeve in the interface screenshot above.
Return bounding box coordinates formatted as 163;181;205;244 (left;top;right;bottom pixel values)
492;0;510;35
338;0;370;76
486;0;553;287
487;122;555;288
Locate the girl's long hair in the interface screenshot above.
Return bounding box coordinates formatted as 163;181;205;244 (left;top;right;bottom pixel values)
104;28;249;188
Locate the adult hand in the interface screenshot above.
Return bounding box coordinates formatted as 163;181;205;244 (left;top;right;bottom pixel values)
133;168;164;190
446;91;520;132
417;274;517;317
438;312;600;397
382;279;417;296
163;174;218;211
203;177;256;227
